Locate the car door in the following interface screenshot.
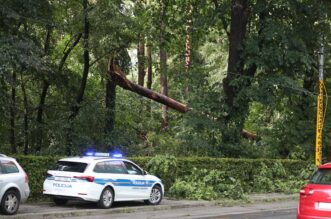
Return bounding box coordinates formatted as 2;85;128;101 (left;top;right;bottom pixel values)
93;160;130;201
122;161;150;200
0;160;22;194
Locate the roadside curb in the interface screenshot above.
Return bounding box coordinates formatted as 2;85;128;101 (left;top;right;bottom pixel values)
191;207;297;219
2;202;211;219
1;194;298;219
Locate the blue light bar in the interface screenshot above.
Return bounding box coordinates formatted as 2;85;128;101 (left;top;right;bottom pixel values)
83;148;124;158
95;152;110;157
112;153;123;158
83;148;96;156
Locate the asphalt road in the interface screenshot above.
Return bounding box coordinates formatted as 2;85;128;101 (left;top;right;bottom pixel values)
63;201;297;219
65;207;296;219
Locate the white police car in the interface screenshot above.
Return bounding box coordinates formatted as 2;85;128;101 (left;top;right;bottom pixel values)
43;152;164;208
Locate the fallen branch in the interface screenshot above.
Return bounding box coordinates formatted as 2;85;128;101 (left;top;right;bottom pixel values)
108;60;189;113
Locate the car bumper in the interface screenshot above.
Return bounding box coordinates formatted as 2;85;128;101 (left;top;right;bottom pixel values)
43;192;99;202
43;180;102;202
21;188;30;203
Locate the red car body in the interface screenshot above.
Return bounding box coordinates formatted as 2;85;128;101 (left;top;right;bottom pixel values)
297;163;331;219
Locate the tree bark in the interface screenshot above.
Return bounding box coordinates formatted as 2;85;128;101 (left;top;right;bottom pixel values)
147;43;153;90
146;42;153;113
105;58;117;134
36;80;49;152
221;0;252;144
223;0;250;108
109;63;189;113
184;1;193;95
137;35;145;87
159;1;168;128
35;25;52;152
10;71;17;154
21;74;29;155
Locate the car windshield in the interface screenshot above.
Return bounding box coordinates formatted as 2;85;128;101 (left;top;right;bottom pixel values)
310;169;331;185
50;161;88;173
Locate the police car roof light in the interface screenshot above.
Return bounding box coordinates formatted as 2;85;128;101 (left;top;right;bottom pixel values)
83;148;123;158
83;149;96;157
112;153;123;158
94;152;110;157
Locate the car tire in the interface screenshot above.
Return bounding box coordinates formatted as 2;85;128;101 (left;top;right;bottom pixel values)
0;189;20;215
144;185;163;205
53;198;68;206
98;187;114;209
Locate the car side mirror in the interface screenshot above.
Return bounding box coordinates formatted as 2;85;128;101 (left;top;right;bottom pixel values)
143;170;148;175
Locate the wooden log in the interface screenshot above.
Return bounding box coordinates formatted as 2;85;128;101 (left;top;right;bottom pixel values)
108;61;189;113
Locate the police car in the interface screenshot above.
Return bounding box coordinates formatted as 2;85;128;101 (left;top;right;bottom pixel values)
43;151;164;208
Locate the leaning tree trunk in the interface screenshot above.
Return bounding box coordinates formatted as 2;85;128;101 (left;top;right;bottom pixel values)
109;62;189;113
159;1;168;129
66;0;90;155
36;25;52;152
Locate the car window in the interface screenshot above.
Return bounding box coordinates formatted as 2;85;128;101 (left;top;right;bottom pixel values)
124;161;142;175
1;160;19;174
50;161;88;173
310;169;331;185
94;161;127;174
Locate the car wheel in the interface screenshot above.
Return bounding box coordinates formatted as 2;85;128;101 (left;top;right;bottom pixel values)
98;187;114;209
53;198;68;206
0;190;20;215
144;185;162;205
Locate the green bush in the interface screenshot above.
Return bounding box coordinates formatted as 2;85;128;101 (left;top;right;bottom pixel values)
169;168;245;200
10;155;314;201
14;155;61;200
145;155;177;190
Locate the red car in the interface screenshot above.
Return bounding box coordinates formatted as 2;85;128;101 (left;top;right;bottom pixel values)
298;163;331;219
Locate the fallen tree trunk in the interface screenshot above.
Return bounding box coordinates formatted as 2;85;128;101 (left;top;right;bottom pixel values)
108;60;189;113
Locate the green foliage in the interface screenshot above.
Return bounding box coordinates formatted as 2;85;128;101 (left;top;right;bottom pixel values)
14;155;61;200
0;0;331;161
11;155;314;200
146;155;177;189
169;168;245;200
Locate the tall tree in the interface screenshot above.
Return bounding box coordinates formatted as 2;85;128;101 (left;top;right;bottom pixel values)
184;0;193;94
221;0;252;143
105;58;117;134
137;34;145;86
66;0;90;155
159;0;168;129
10;70;17;153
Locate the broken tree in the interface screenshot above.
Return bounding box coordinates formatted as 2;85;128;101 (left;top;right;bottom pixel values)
107;59;258;141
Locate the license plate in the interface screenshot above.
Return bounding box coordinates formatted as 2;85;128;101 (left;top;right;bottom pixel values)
318;202;331;210
54;176;70;182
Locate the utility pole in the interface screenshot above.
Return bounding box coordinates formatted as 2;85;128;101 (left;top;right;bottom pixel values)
315;46;325;166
